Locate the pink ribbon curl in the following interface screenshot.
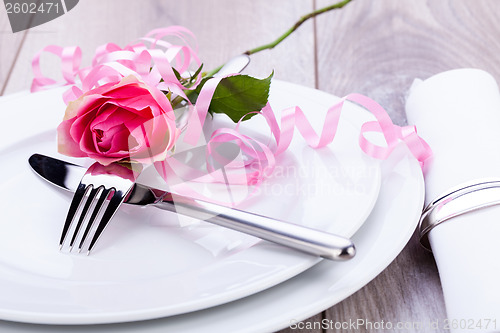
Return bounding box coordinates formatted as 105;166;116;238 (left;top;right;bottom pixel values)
31;26;432;205
158;79;431;191
31;25;200;105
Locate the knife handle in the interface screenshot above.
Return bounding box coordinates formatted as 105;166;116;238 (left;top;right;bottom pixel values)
153;195;355;261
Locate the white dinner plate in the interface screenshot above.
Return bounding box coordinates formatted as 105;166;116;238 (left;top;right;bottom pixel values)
0;80;381;324
0;128;424;333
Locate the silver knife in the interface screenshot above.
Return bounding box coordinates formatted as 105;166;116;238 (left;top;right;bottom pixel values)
29;154;355;261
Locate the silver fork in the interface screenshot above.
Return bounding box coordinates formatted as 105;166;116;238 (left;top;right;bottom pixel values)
59;162;138;254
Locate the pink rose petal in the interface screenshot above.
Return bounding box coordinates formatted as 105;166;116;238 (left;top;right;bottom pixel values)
58;75;178;165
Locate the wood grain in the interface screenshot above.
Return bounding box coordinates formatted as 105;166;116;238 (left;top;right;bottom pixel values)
3;0;500;332
314;0;500;332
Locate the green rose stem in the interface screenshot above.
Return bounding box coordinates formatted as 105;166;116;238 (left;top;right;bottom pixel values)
171;0;354;108
205;0;354;77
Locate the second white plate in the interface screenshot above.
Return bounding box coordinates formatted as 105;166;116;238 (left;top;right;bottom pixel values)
0;80;381;324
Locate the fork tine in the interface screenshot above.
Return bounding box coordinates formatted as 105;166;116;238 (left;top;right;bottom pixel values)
77;187;110;252
61;161;137;254
68;186;99;250
59;183;89;248
87;189;130;254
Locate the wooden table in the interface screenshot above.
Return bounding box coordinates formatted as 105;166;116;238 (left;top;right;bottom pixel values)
1;1;498;332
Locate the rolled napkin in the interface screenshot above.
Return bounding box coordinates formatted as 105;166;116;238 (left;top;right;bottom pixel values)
406;69;500;332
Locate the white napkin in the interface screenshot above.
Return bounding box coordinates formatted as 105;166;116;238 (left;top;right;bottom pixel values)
406;69;500;332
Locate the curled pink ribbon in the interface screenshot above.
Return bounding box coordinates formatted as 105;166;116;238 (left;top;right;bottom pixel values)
31;26;432;205
160;79;431;189
31;25;200;105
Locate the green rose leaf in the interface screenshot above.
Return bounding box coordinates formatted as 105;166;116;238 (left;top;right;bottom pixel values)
189;72;273;123
171;64;203;87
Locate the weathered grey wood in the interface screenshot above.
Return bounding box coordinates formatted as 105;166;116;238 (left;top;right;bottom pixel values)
315;0;500;125
314;1;500;332
280;313;325;333
1;0;319;330
3;0;315;94
322;233;445;333
0;8;27;94
3;0;500;332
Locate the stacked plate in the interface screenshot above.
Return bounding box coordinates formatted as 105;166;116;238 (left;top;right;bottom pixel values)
0;80;424;332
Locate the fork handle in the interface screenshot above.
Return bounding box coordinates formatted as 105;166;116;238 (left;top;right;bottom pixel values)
153;196;355;261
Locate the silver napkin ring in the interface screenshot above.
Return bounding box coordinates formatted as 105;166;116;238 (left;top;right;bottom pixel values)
419;178;500;251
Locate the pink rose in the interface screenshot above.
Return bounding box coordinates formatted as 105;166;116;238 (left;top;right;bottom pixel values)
57;76;179;166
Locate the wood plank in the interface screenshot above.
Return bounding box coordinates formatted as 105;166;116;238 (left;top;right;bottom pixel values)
3;1;318;331
315;0;500;124
11;0;496;331
3;0;315;94
0;7;27;95
312;0;500;331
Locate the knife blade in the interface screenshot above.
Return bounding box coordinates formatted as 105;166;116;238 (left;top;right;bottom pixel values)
29;154;356;261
